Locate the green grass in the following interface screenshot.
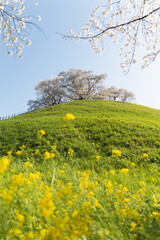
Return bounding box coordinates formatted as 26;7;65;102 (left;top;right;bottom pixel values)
0;100;160;239
1;100;160;168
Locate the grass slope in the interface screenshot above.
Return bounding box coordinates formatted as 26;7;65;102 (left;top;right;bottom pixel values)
1;100;160;169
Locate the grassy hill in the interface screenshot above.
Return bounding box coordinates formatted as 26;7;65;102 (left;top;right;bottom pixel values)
0;100;160;240
1;100;160;168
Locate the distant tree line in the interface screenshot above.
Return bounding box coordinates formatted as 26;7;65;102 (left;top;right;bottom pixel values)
28;69;135;111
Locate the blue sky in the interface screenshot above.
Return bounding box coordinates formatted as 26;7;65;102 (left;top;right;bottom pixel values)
1;0;160;117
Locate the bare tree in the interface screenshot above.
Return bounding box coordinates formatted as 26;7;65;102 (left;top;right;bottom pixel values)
106;86;135;102
58;69;107;101
62;1;160;73
27;78;65;111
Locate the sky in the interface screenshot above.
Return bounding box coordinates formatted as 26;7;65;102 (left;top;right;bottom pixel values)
1;0;160;118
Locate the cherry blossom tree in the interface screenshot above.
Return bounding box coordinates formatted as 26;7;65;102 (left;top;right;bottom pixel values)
62;0;160;74
120;88;135;102
106;86;135;102
58;69;107;100
0;0;40;58
28;69;108;110
106;86;123;101
27;78;65;111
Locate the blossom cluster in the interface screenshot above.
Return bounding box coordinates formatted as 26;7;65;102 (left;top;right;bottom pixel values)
66;0;160;73
0;0;40;57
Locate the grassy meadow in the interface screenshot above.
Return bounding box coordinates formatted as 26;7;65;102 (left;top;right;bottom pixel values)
0;100;160;239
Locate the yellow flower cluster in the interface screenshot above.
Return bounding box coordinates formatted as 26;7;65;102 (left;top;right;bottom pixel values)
1;189;13;205
20;145;25;150
44;151;55;160
39;190;55;220
0;131;159;240
112;149;121;157
68;149;74;155
120;168;129;174
0;156;11;175
24;161;32;168
131;162;135;167
63;113;75;121
38;129;45;136
16;211;25;223
0;157;159;240
16;150;22;155
143;153;149;158
35;149;39;154
96;155;101;160
7;151;12;155
52;145;57;150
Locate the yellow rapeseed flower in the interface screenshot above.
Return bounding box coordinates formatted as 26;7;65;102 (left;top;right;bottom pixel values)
0;157;11;174
96;155;101;161
1;189;13;204
123;186;128;192
62;164;67;169
27;233;35;238
24;162;32;168
105;229;110;235
52;145;57;150
94;199;101;208
16;150;22;155
7;151;12;155
67;200;73;207
152;212;160;218
64;113;75;121
143;153;148;158
72;210;80;218
44;152;50;160
68;149;74;155
16;212;25;223
120;168;129;174
87;191;95;199
9;228;21;235
140;181;146;187
130;222;137;232
82;201;92;212
110;170;116;175
20;145;25;149
50;153;55;158
35;149;39;154
112;149;121;157
131;162;135;167
38;129;45;136
124;198;130;203
106;180;113;194
39;192;55;220
59;170;65;175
